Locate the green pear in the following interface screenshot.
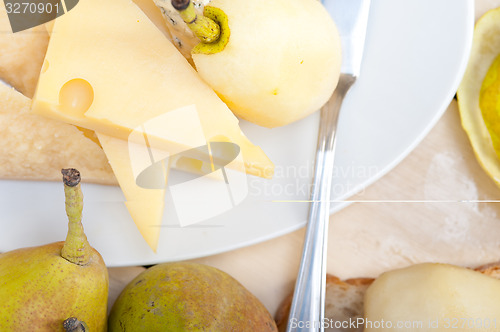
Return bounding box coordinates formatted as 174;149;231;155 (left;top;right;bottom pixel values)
168;0;342;128
108;262;278;331
0;169;109;331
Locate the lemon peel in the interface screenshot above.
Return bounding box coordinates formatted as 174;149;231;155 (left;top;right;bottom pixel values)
457;7;500;186
479;54;500;159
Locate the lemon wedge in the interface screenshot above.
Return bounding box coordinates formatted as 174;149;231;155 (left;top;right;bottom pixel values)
458;7;500;186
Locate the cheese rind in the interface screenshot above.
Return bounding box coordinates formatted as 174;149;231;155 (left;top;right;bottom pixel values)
32;0;273;179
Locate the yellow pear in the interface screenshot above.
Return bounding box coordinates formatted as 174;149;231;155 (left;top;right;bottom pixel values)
0;169;108;331
169;0;342;128
364;263;500;332
153;0;211;61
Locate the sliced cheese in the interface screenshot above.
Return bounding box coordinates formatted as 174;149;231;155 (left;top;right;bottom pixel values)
32;0;273;179
0;82;115;184
97;134;166;251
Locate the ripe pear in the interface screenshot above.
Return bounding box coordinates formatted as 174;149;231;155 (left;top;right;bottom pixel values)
168;0;342;128
364;263;500;332
108;262;278;331
0;169;109;331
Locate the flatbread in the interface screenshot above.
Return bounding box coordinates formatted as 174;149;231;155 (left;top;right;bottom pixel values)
0;2;49;98
0;82;116;184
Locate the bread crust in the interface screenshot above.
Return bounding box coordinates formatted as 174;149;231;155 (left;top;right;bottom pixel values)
275;275;374;332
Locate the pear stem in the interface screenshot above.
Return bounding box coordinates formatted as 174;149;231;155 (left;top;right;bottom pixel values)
171;0;220;43
63;317;89;332
60;169;91;266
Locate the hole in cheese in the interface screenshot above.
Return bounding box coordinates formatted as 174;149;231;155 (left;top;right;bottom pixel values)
59;78;94;116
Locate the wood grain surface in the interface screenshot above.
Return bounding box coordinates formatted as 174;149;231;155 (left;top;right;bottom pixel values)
109;0;500;319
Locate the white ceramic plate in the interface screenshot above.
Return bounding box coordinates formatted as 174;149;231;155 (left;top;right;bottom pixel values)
0;0;473;266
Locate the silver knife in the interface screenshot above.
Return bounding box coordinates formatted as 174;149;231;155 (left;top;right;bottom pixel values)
286;0;371;331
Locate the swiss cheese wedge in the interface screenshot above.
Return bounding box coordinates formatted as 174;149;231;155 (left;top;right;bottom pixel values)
0;83;115;183
31;0;273;179
32;0;273;250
